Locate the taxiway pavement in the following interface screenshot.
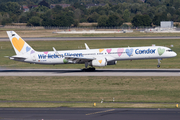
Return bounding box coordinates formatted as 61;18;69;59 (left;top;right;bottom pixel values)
0;69;180;76
0;108;179;120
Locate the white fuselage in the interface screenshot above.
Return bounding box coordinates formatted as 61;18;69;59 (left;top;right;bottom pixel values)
23;46;176;65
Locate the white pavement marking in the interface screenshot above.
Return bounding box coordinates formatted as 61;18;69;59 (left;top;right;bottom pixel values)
86;109;115;115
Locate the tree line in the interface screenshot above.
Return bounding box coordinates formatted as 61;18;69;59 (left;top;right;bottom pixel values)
0;0;180;27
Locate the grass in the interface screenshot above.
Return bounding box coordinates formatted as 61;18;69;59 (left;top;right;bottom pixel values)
1;29;180;37
0;76;180;103
0;39;179;69
0;103;178;108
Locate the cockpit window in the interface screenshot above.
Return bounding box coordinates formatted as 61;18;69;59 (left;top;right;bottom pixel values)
166;49;173;52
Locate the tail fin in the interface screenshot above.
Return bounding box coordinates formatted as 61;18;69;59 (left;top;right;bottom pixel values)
7;31;35;55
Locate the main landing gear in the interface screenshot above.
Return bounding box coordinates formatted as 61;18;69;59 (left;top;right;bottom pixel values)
82;62;96;71
82;67;96;72
157;59;162;68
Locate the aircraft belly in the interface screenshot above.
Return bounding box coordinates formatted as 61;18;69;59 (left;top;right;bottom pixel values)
115;54;163;61
47;58;63;64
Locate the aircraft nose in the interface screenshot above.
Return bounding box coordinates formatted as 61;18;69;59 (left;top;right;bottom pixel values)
173;52;177;57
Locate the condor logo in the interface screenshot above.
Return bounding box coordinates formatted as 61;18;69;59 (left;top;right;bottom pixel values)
135;49;156;54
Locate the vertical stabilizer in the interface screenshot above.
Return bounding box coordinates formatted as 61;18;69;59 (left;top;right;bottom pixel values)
7;31;35;55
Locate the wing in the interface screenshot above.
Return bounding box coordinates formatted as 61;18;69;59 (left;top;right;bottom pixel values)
52;48;94;63
65;56;95;64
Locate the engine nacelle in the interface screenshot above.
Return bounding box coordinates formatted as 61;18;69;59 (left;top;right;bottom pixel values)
107;61;117;65
91;58;107;67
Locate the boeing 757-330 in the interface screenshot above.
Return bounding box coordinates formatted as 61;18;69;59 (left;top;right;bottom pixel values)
6;31;177;71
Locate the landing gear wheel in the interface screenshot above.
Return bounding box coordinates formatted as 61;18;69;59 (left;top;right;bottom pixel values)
157;59;162;68
82;67;96;72
89;67;95;71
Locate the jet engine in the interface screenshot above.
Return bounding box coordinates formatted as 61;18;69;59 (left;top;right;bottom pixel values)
91;58;107;67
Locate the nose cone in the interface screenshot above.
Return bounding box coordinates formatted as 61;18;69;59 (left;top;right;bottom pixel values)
172;52;177;57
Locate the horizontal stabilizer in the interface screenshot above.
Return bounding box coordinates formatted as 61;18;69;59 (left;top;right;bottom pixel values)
4;56;10;58
9;55;27;60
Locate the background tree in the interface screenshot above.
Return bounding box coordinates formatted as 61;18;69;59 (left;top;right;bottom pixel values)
19;15;28;23
131;15;141;27
73;20;79;27
38;0;49;8
97;15;108;27
73;2;87;15
145;0;160;6
27;16;41;26
142;15;152;26
123;9;130;22
152;12;167;26
41;19;53;26
87;12;99;23
74;8;82;19
106;14;123;27
41;9;53;26
33;5;49;12
1;0;180;26
121;23;129;28
0;2;22;15
0;13;11;25
52;5;62;14
1;18;12;25
132;15;152;27
53;15;73;26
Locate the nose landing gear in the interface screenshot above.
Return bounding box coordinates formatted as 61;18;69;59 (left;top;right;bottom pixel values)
157;59;162;68
157;65;160;68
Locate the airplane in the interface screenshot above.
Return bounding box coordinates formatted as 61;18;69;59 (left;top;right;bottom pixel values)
6;31;177;71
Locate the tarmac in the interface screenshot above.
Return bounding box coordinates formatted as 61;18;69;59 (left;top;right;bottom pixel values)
0;108;180;120
0;69;180;76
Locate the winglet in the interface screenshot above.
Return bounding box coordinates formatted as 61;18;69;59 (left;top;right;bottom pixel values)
53;47;56;52
85;43;90;50
53;47;60;56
